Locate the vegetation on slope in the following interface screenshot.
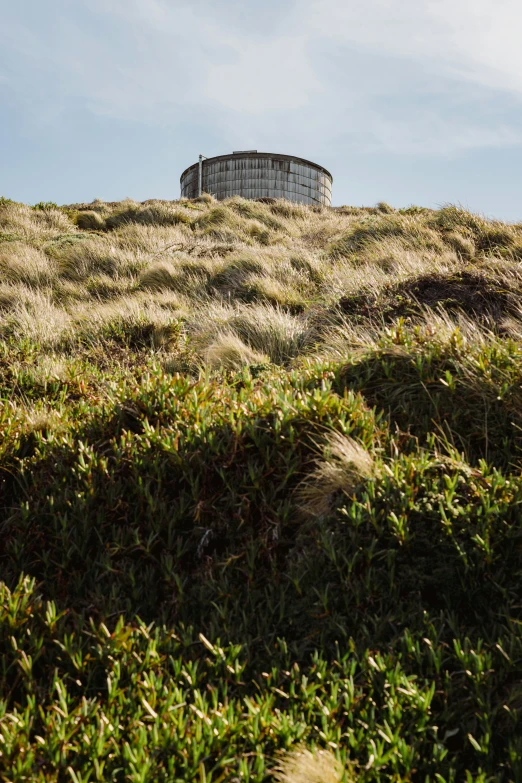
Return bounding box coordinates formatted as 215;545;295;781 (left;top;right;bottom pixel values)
1;195;522;781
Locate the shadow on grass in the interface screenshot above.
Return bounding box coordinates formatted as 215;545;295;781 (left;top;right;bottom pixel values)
1;355;522;665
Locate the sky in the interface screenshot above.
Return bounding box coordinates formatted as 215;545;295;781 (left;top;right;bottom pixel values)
1;0;521;219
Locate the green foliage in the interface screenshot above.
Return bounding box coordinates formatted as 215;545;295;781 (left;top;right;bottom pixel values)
32;201;59;210
0;231;22;242
1;348;522;779
0;575;474;783
1;196;522;780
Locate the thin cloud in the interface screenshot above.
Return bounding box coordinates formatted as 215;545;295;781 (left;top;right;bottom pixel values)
1;0;521;156
298;0;522;97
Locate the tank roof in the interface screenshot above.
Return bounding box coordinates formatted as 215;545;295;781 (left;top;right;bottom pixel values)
180;151;333;184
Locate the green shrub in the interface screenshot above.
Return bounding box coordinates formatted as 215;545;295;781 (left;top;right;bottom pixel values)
32;201;59;210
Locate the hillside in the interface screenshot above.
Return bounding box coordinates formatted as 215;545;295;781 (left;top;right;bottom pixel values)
1;195;522;781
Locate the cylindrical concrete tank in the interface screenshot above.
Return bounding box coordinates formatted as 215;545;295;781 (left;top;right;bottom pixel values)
180;151;332;206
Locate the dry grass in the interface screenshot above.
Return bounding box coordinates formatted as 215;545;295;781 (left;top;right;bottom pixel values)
1;290;72;347
72;294;182;343
76;210;105;230
298;431;377;518
273;746;346;783
1;195;522;367
203;331;269;370
22;406;65;436
0;201;74;241
0;242;57;286
228;304;314;364
54;233;145;281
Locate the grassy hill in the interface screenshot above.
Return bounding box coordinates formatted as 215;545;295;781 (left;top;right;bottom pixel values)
1;195;522;781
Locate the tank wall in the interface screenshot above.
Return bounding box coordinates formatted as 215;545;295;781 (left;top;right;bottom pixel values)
180;155;332;206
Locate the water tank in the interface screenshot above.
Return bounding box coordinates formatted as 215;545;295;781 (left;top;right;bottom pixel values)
180;151;332;206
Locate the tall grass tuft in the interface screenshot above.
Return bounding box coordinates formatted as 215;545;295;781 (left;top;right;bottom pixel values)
273;747;346;783
229;304;313;364
76;210;105;230
298;431;377;517
0;242;57;286
203;331;270;370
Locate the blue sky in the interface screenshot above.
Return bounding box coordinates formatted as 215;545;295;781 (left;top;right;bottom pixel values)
1;0;521;219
